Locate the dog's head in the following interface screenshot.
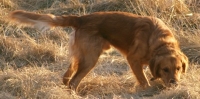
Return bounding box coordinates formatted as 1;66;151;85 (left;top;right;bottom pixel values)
149;52;188;87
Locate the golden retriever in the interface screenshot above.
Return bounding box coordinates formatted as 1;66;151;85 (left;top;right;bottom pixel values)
9;10;188;91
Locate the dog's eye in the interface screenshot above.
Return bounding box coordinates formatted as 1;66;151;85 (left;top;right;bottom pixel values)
177;67;180;71
163;68;169;73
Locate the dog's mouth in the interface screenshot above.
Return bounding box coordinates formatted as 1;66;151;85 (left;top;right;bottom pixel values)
163;79;179;87
151;77;179;87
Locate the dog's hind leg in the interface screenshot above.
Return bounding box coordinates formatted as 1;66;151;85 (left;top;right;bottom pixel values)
63;31;108;91
63;62;77;87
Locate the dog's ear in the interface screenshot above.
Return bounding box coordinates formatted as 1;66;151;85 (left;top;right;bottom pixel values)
180;53;188;73
149;56;162;78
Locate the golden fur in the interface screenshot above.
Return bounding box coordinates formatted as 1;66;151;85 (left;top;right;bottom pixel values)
9;10;188;91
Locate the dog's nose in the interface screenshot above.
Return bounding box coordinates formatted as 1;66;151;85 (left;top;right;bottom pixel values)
169;79;177;84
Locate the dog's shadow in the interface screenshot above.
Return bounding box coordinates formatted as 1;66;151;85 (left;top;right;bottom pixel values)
76;79;165;98
135;81;165;97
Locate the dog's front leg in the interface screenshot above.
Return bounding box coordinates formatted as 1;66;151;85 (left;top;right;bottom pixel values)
127;57;150;88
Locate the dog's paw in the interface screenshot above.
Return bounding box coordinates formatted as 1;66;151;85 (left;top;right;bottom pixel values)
150;77;157;81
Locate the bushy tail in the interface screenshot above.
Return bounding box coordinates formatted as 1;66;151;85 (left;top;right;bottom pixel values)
9;10;80;31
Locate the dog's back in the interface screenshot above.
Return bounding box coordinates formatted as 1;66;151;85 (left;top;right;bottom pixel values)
10;11;154;53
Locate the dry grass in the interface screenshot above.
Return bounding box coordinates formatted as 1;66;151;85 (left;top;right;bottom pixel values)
0;0;200;99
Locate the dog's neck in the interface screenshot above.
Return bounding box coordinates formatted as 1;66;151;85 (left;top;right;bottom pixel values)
149;26;180;57
152;43;178;57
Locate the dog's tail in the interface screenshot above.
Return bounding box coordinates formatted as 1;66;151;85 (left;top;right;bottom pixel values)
9;10;80;31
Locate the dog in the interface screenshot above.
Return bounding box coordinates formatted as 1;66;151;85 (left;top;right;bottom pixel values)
9;10;188;91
